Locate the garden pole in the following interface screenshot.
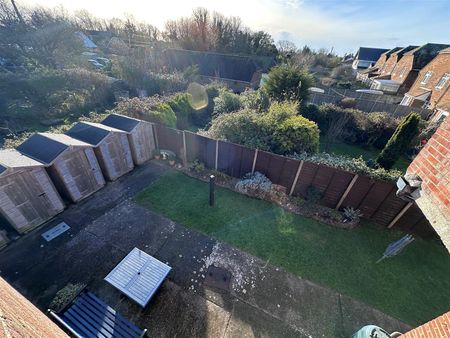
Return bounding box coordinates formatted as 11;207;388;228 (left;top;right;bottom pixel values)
209;175;215;207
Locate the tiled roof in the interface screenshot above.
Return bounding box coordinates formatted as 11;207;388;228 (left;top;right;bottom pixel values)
355;47;390;62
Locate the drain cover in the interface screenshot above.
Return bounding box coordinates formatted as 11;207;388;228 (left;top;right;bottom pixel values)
42;222;70;242
204;265;231;291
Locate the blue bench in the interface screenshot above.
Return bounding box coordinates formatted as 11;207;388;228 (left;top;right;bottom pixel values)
49;291;147;338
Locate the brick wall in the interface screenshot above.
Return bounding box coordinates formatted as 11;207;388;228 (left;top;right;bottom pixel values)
400;311;450;337
381;54;400;76
391;54;414;84
0;277;69;337
407;114;450;222
406;53;450;109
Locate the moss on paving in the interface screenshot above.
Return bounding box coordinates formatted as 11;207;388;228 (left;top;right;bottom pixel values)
135;170;450;326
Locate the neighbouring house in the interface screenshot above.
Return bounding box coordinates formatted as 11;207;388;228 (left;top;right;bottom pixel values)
0;149;64;234
356;47;403;82
388;43;450;95
400;47;450;114
0;277;69;338
406;114;450;252
163;48;262;92
101;114;156;165
17;133;105;203
379;46;418;78
66;122;134;181
351;47;389;70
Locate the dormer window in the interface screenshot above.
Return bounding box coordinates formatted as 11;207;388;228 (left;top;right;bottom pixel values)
421;71;433;85
435;73;450;89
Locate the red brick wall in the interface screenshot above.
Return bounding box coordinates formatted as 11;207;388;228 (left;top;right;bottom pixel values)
400;311;450;337
381;54;400;76
391;54;414;84
374;54;388;70
0;278;69;337
406;53;450;109
407;114;450;220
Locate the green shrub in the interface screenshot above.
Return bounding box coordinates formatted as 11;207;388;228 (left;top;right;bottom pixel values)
240;89;270;112
376;112;420;169
203;101;319;155
112;97;177;128
292;152;402;182
263;64;313;103
364;112;398;149
168;93;195;129
213;89;242;115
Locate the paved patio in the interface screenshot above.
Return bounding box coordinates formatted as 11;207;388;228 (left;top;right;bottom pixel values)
0;161;411;337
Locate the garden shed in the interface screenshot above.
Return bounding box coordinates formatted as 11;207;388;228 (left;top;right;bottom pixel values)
0;149;64;233
101;114;156;165
66;122;134;180
17;133;105;203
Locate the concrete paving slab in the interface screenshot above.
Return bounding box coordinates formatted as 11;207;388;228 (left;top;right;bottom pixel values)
224;299;308;338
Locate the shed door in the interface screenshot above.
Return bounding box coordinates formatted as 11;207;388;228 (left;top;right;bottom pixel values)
31;168;64;213
84;148;105;186
66;151;92;197
0;177;42;232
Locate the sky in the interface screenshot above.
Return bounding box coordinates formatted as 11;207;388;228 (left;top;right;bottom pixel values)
20;0;450;55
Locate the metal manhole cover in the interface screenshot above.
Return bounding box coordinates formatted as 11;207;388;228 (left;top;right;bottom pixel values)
204;265;231;291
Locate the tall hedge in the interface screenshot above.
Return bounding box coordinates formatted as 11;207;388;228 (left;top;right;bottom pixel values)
376;112;420;169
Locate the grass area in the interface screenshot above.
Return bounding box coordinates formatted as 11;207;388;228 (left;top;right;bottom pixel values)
320;141;410;172
135;170;450;326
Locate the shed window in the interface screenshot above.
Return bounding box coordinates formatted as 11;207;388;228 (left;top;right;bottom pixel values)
435;73;450;89
421;71;433;85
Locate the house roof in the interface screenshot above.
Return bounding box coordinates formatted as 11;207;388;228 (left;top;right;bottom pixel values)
355;47;390;62
382;47;403;57
102;114;141;133
0;149;43;175
66;122;126;146
405;43;450;70
439;47;450;54
17;133;89;165
163;49;259;83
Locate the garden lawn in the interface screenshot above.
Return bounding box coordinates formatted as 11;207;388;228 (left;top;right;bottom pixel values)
320;141;410;171
135;170;450;326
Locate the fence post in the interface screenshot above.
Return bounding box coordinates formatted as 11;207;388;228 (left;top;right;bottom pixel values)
251;149;258;174
335;174;359;210
289;160;304;196
215;139;219;170
387;202;413;229
152;124;159;150
182;131;187;167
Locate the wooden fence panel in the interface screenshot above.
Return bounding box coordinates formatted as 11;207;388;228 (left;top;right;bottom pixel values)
239;145;256;177
395;204;428;231
254;150;272;176
185;132;216;169
321;170;355;209
277;158;300;191
340;175;374;209
410;214;436;238
371;190;409;227
311;165;335;195
292;161;319;197
265;154;286;185
358;182;394;219
155;125;183;158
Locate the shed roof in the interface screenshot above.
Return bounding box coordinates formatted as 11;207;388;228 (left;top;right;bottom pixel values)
0;149;44;174
405;43;450;69
163;49;259;82
102;114;141;133
355;47;390;62
66;122;126;146
17;133;90;165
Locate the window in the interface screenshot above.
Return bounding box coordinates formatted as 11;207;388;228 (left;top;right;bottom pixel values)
435;73;450;89
400;95;413;106
420;71;433;85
